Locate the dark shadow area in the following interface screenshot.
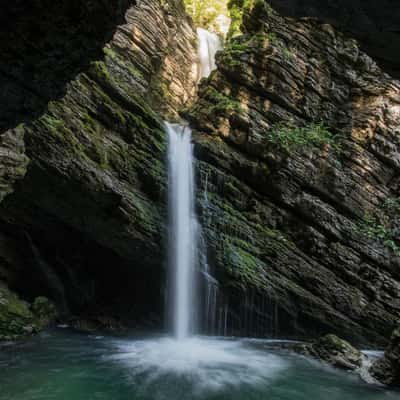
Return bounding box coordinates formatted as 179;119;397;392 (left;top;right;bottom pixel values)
0;0;133;131
267;0;400;78
0;216;165;329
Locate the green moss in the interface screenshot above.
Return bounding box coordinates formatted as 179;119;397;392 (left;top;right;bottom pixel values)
223;39;250;67
281;46;294;61
40;115;65;134
103;46;145;81
90;61;112;86
206;87;243;115
223;240;266;289
32;297;57;329
0;283;36;340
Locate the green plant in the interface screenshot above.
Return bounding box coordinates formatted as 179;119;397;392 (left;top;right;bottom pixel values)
265;32;277;43
264;121;342;153
383;197;400;214
355;213;400;255
281;46;294;61
207;88;243;114
184;0;229;34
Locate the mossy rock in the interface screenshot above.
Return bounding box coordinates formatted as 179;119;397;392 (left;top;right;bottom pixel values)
0;283;36;340
295;334;364;371
32;296;58;329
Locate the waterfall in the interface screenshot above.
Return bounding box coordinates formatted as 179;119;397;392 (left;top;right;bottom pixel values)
197;28;222;79
166;29;221;340
166;123;198;339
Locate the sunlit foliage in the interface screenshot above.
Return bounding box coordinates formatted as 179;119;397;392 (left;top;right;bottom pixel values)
184;0;230;34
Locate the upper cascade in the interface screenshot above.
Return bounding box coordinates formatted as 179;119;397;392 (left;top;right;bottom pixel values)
197;28;222;80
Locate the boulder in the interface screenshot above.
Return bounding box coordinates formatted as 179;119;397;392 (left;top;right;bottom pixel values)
0;282;36;340
295;334;364;370
370;327;400;387
32;296;58;329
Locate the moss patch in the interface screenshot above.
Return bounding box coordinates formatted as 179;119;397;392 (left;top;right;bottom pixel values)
0;283;35;340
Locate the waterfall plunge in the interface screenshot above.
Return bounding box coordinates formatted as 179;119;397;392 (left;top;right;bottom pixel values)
166;123;198;339
166;29;221;340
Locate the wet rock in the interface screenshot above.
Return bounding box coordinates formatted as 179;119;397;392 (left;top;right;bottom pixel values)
32;296;58;329
69;316;127;334
0;282;36;340
295;334;364;370
0;0;197;329
370;327;400;387
189;2;400;343
0;126;29;202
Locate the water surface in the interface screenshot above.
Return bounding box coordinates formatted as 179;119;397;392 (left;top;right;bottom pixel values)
0;330;397;400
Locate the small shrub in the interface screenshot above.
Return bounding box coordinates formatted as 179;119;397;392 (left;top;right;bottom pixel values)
264;121;342;153
355;213;400;256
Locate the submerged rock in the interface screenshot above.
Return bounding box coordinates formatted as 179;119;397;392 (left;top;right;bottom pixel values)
295;334;364;370
370;327;400;387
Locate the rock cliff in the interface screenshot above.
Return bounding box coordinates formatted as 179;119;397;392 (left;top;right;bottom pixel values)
265;0;400;79
371;326;400;386
188;1;400;344
0;0;198;335
0;0;399;346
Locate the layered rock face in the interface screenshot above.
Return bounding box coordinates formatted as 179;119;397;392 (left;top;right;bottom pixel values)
265;0;400;79
188;2;400;344
371;326;400;386
0;0;132;132
0;0;197;332
1;0;399;346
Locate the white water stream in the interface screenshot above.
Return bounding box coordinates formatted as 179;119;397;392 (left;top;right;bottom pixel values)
197;28;222;79
167;29;222;339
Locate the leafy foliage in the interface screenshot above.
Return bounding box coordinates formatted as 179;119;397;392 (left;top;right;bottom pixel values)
184;0;229;34
264;122;342;153
355;198;400;255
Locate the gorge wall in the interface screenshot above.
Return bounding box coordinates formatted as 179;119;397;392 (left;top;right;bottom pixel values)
0;0;399;345
266;0;400;79
0;0;198;335
188;1;400;345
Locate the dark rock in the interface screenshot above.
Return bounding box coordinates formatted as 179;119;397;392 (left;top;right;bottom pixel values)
265;0;400;79
0;282;36;340
295;334;364;370
370;327;400;387
69;316;127;333
0;0;132;132
189;3;400;344
0;126;29;202
0;0;197;328
32;296;58;329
